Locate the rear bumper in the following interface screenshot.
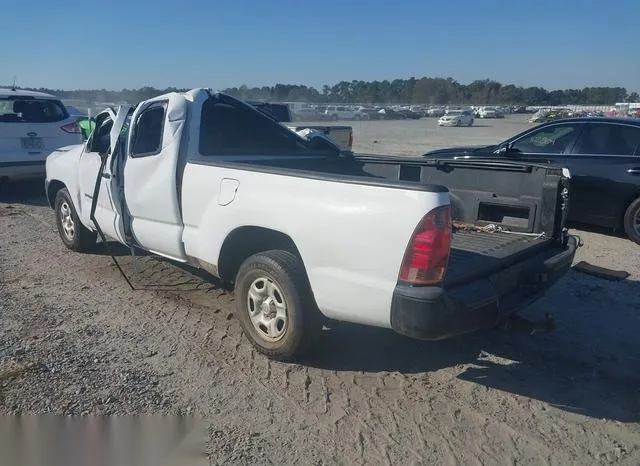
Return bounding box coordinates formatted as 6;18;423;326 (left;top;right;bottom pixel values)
390;235;578;341
0;161;46;180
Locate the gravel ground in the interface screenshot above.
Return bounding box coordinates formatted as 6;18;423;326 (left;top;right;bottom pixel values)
299;113;539;156
1;118;640;465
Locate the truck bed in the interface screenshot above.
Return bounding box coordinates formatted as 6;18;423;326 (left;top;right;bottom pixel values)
194;152;569;287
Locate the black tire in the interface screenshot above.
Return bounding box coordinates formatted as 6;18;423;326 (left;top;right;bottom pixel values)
234;250;321;361
623;197;640;245
54;187;97;252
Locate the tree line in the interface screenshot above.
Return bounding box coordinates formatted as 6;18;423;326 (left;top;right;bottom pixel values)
15;77;639;106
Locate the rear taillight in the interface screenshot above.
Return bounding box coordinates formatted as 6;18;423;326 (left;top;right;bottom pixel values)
348;130;353;148
398;205;452;285
61;122;81;134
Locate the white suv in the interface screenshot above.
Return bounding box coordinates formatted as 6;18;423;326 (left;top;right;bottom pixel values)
1;88;82;182
324;105;369;120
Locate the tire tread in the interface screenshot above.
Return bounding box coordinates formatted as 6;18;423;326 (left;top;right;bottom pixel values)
234;250;321;361
623;197;640;245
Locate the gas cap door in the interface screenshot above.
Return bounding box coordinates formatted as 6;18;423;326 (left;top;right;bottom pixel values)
218;178;240;206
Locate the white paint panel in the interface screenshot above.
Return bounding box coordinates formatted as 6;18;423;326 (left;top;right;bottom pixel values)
181;163;448;328
218;178;239;206
123;93;188;259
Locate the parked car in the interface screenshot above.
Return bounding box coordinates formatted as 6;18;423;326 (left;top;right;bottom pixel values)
426;107;446;118
377;107;406;120
511;106;529;114
422;117;640;243
358;107;385;120
478;107;498;118
396;109;422;120
292;107;324;121
45;88;576;361
438;110;474;127
324;105;368;120
530;108;570;123
0;88;82;182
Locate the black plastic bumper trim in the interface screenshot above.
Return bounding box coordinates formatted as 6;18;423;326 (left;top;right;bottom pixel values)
390;236;578;341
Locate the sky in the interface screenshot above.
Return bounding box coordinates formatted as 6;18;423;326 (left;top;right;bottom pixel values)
3;0;639;92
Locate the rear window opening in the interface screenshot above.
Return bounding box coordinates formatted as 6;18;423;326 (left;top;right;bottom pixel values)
0;98;69;123
399;164;421;182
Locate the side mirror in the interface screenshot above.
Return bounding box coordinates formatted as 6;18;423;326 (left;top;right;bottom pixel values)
496;142;519;157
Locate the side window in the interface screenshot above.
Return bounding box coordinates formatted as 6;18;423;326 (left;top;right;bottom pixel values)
621;126;640;156
129;103;166;157
199;99;304;156
511;124;581;154
574;124;640;156
89;119;113;154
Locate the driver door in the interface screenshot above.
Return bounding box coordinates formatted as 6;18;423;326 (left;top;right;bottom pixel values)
77;106;130;244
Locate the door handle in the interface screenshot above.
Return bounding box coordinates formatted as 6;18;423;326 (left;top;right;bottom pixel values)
102;173;111;179
628;168;640;175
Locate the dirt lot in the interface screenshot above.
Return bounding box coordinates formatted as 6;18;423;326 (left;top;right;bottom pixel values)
1;117;639;465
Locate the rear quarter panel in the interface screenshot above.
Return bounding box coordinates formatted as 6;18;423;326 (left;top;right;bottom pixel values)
180;163;448;328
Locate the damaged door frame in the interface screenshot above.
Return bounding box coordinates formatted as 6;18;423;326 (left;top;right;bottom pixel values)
88;104;137;290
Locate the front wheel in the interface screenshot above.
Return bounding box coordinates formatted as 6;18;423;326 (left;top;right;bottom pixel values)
54;187;97;252
623;197;640;245
234;250;321;361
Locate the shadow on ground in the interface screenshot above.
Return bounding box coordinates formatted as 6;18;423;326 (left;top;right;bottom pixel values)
0;179;49;207
302;271;640;423
568;221;631;241
303;316;639;422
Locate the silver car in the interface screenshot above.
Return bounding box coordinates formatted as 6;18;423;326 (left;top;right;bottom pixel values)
1;88;82;182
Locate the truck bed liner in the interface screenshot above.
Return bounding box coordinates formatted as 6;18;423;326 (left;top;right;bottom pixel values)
444;230;550;288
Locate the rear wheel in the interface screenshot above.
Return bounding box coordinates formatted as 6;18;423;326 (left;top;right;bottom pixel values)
54;188;96;252
234;250;321;361
623;197;640;245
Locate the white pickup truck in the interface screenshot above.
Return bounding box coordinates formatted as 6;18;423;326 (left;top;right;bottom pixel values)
45;88;578;361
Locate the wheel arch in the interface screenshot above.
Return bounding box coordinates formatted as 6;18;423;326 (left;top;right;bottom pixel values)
621;189;640;227
218;226;304;283
46;179;67;209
